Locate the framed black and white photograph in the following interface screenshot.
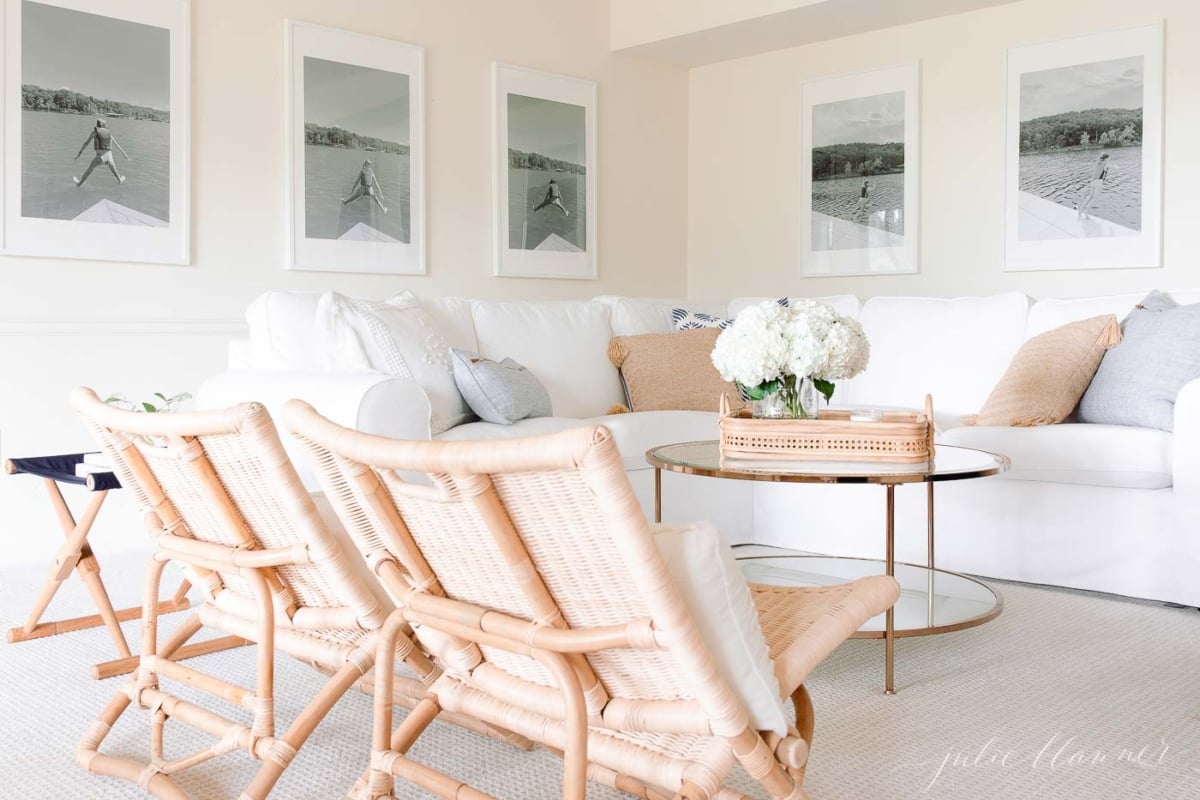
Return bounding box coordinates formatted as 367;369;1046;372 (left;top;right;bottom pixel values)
2;0;189;263
1005;23;1163;271
285;21;424;274
800;63;919;277
493;63;596;280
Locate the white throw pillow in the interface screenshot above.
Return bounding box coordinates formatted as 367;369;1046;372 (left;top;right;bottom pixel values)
318;290;474;435
653;520;787;736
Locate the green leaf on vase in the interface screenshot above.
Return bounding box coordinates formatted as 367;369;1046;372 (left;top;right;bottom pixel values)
814;378;836;403
743;379;782;401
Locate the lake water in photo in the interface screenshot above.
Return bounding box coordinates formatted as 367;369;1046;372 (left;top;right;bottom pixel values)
508;168;586;251
304;145;409;242
812;172;904;249
1019;146;1141;230
21;110;169;224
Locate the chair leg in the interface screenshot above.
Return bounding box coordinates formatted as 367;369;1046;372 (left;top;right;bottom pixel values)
790;685;815;786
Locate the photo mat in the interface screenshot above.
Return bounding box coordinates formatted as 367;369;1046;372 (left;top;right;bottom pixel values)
493;63;596;280
2;0;190;263
1005;24;1162;271
286;21;424;274
800;63;920;277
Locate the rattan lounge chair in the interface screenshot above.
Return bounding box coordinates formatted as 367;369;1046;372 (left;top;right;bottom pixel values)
285;399;901;800
68;387;516;800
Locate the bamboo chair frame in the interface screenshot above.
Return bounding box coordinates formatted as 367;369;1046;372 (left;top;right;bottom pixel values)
69;387;460;799
285;399;901;800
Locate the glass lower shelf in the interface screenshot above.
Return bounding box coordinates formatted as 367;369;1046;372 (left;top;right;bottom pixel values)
738;556;1003;637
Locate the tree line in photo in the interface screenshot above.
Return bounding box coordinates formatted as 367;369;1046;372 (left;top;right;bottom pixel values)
1019;108;1142;153
508;148;585;174
22;84;168;122
304;123;407;154
812;142;904;180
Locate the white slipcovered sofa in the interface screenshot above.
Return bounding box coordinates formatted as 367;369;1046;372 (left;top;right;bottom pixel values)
198;289;1200;607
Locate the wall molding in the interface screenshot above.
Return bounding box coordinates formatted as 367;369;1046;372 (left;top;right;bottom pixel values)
0;319;247;337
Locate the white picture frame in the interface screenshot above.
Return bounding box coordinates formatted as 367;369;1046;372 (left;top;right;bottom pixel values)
492;63;596;280
1004;23;1163;272
800;63;920;277
285;21;424;275
3;0;189;264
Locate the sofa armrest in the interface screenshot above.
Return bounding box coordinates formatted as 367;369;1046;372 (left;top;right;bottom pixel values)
197;371;432;442
1173;378;1200;495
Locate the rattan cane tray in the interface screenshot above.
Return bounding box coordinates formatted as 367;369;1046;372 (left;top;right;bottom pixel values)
718;394;935;463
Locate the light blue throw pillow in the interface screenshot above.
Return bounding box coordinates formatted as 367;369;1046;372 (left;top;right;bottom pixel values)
1077;291;1200;431
450;349;552;425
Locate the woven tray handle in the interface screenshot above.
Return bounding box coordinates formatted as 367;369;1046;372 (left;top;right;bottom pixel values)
924;394;936;461
719;392;731;418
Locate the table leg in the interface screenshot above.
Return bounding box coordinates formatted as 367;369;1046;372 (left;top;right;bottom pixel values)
927;481;935;626
885;484;895;695
654;468;662;524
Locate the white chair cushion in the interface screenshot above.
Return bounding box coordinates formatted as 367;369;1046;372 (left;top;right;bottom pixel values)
653;520;787;736
850;293;1030;416
939;423;1172;489
470;300;623;418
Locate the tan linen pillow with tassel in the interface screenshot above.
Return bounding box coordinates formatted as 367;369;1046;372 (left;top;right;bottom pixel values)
966;314;1122;427
607;328;736;412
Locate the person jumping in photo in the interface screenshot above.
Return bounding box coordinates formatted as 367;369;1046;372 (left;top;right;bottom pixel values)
856;179;871;216
342;159;388;214
532;178;569;216
72;119;129;187
1075;152;1110;221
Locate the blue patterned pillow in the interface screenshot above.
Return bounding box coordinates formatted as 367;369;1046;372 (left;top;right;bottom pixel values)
672;297;790;331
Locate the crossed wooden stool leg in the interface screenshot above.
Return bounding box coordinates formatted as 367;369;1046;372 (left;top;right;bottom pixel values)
6;456;246;679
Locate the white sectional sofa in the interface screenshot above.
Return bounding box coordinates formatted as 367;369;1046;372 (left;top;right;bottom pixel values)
198;289;1200;607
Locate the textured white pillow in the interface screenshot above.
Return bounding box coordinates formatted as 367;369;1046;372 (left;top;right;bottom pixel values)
653;520;786;736
319;290;474;435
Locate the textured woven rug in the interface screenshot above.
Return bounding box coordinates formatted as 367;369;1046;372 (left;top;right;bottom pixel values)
2;549;1199;799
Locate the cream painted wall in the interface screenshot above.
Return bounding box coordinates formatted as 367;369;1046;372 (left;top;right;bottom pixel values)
687;0;1200;301
0;0;688;565
610;0;821;51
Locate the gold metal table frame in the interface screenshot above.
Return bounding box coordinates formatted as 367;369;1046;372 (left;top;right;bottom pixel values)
646;441;1011;694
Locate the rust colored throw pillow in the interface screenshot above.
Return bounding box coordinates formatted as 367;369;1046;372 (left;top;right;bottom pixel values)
607;329;736;412
967;314;1122;427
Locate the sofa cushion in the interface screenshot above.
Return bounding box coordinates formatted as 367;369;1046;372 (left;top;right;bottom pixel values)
1079;292;1200;432
434;416;585;443
971;315;1120;427
727;295;860;320
608;329;733;413
451;349;552;425
244;290;326;371
423;297;479;352
653;520;787;735
594;296;727;337
850;293;1030;416
470;300;623;418
939;423;1172;489
321;291;473;435
594;410;719;471
1025;290;1200;338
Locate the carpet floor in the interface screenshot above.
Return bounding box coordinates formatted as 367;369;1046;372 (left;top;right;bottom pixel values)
2;549;1200;799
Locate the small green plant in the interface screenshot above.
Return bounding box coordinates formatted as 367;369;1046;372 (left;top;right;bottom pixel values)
104;391;192;413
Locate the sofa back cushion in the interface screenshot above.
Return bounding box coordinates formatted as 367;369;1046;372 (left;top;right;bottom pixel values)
849;293;1030;415
594;296;727;336
727;294;861;320
245;290;326;371
470;300;623;418
1027;290;1200;338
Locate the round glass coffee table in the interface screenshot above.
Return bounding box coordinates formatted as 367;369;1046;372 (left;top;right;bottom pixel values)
645;442;1010;694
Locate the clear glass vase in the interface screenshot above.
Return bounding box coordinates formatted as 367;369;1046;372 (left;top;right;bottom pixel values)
751;375;818;419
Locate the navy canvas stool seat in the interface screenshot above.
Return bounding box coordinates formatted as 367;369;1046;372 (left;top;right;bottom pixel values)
5;453;197;678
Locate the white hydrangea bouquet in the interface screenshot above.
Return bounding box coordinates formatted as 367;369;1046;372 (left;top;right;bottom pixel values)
711;299;870;418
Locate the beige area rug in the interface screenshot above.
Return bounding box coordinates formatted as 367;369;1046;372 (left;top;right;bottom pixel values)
2;550;1200;799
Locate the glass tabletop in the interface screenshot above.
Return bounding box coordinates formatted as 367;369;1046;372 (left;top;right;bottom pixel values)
739;556;1003;636
646;441;1008;484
